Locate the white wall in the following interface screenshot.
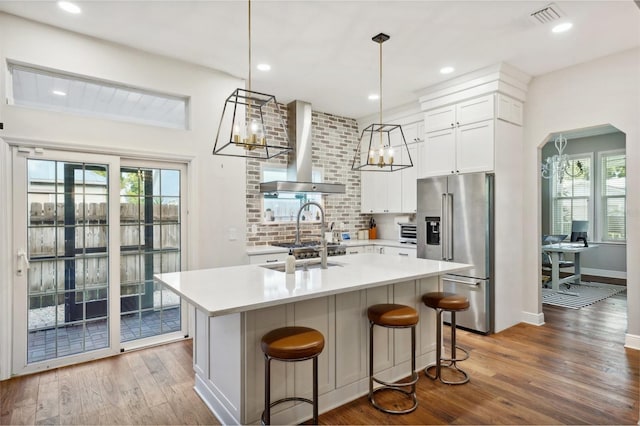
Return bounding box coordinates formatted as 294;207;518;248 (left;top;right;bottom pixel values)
0;13;248;379
522;48;640;348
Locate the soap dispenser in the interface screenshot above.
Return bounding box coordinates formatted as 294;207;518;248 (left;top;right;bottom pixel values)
285;249;296;274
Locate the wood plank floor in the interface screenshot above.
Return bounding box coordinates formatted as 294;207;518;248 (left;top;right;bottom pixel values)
1;291;637;425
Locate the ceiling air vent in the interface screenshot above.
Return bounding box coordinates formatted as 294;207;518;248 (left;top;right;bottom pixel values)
529;3;565;24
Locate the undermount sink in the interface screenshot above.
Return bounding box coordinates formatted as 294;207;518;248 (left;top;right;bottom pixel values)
260;261;343;273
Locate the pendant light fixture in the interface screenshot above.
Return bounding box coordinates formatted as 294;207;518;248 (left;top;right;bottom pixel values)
213;0;291;159
352;33;413;172
541;133;584;183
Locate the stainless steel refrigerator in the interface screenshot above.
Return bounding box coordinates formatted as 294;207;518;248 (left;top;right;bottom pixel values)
417;172;494;334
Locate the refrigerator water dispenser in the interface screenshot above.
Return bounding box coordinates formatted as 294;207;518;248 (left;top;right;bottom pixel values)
425;216;440;245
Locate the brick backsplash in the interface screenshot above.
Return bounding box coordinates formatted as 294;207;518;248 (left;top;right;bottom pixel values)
246;104;371;245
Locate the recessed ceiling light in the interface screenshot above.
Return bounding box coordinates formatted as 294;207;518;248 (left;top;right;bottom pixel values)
552;22;573;33
57;1;81;14
440;66;455;75
368;94;379;101
257;63;271;71
52;90;67;96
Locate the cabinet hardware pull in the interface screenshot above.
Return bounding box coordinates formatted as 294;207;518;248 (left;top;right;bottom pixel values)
398;253;409;256
443;277;481;287
266;259;278;263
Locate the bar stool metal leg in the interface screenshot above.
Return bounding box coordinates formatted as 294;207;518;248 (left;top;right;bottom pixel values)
425;309;469;385
368;321;418;414
264;355;271;425
312;356;319;424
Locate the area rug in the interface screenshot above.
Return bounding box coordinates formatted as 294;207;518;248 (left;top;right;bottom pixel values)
542;282;626;309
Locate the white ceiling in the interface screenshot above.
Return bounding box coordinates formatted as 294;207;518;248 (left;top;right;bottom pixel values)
1;0;639;119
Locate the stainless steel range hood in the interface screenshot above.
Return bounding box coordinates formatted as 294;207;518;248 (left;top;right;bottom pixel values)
259;100;346;194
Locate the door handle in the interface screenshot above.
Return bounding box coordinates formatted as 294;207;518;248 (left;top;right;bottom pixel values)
443;276;481;287
17;250;30;276
441;194;447;260
446;193;454;261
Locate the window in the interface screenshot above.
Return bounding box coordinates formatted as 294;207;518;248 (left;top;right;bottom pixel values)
551;154;592;236
599;151;626;241
8;63;188;129
262;166;323;223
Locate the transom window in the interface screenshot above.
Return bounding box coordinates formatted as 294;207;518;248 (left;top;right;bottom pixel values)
8;62;188;129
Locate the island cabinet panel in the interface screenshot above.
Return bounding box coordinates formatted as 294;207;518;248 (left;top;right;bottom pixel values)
392;281;420;365
335;290;368;388
242;298;335;425
292;298;335;397
243;305;289;424
418;278;439;355
366;285;394;372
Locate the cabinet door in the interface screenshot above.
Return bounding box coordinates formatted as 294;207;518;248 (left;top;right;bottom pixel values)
360;170;377;213
456;94;494;126
345;246;363;255
424;104;456;133
456;120;494;173
383;169;402;213
401;143;418;213
383;246;417;258
423;128;456;177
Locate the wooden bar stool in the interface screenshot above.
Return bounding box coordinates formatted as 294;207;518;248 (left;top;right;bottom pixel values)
422;292;470;385
260;326;325;425
367;303;419;414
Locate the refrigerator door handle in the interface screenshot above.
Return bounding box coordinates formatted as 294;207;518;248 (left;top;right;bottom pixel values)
446;193;454;260
443;276;482;287
441;193;448;260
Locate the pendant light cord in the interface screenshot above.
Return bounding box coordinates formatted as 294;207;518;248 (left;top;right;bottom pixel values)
379;38;383;148
248;0;252;94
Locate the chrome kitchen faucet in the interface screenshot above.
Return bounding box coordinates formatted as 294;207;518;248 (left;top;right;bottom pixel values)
295;201;327;269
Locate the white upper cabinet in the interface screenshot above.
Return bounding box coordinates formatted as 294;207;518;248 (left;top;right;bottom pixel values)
421;94;506;178
424;94;494;133
455;120;495;174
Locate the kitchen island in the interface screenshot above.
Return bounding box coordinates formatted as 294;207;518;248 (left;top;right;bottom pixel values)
155;253;470;425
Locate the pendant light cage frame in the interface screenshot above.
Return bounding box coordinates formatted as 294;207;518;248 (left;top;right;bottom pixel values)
352;123;413;171
212;0;292;160
213;88;291;159
352;32;413;172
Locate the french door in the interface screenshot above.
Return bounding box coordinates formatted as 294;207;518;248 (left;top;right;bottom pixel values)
12;148;186;375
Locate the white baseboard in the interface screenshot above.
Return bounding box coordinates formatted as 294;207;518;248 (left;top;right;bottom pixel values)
581;268;627;280
624;333;640;350
521;311;545;326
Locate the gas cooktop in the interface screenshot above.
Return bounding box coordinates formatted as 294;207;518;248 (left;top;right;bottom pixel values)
271;241;342;248
271;241;346;259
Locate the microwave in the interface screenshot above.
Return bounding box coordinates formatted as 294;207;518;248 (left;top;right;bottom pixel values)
398;223;417;244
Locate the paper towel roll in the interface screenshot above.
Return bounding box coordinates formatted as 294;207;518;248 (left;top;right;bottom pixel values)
394;215;411;225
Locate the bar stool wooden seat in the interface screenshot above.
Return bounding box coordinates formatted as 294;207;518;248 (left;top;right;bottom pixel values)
260;326;325;425
422;292;470;385
367;303;419;414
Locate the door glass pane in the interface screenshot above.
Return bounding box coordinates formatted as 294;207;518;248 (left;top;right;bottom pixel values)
27;160;110;364
120;167;181;343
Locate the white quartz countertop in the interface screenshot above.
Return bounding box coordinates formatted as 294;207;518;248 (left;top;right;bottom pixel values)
155;254;469;317
246;239;416;255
